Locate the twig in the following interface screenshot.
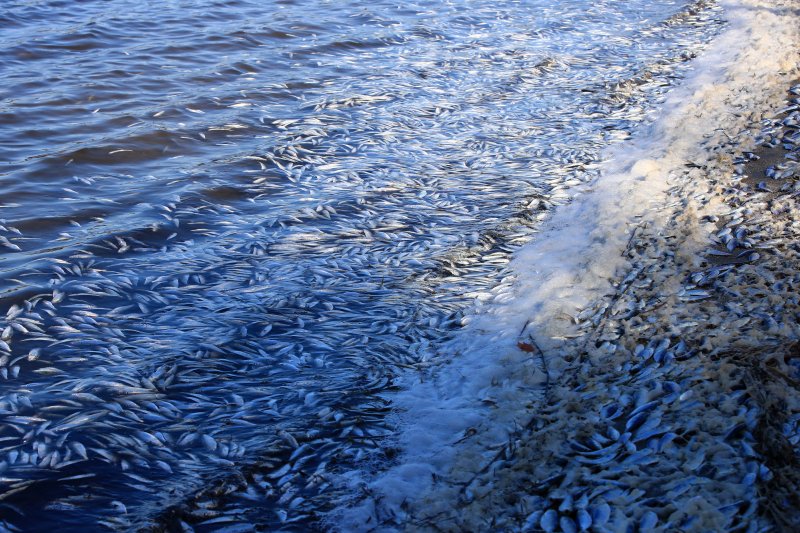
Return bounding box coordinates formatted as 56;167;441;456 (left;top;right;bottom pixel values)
457;337;550;496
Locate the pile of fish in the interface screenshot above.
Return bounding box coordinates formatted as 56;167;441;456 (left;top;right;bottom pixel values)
0;0;727;530
393;83;800;531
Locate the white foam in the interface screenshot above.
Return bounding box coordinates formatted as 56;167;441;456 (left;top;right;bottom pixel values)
330;0;800;528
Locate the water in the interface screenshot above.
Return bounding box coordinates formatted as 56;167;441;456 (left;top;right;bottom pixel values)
0;0;723;530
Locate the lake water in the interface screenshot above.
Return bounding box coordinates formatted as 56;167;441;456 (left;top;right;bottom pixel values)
0;0;723;530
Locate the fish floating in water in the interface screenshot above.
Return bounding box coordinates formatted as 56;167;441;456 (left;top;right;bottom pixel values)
0;0;733;529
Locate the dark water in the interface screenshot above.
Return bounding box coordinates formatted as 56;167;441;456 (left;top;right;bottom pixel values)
0;0;723;530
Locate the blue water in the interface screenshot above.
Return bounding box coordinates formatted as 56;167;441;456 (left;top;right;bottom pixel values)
0;0;722;529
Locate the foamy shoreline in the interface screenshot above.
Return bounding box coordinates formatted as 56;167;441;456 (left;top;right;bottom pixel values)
332;0;800;530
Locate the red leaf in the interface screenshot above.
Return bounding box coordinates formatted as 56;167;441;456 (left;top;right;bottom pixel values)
517;341;536;353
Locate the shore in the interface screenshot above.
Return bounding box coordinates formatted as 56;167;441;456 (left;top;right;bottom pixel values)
331;1;800;530
413;79;800;531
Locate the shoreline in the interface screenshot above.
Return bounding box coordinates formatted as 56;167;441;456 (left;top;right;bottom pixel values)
423;77;800;531
332;0;800;530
